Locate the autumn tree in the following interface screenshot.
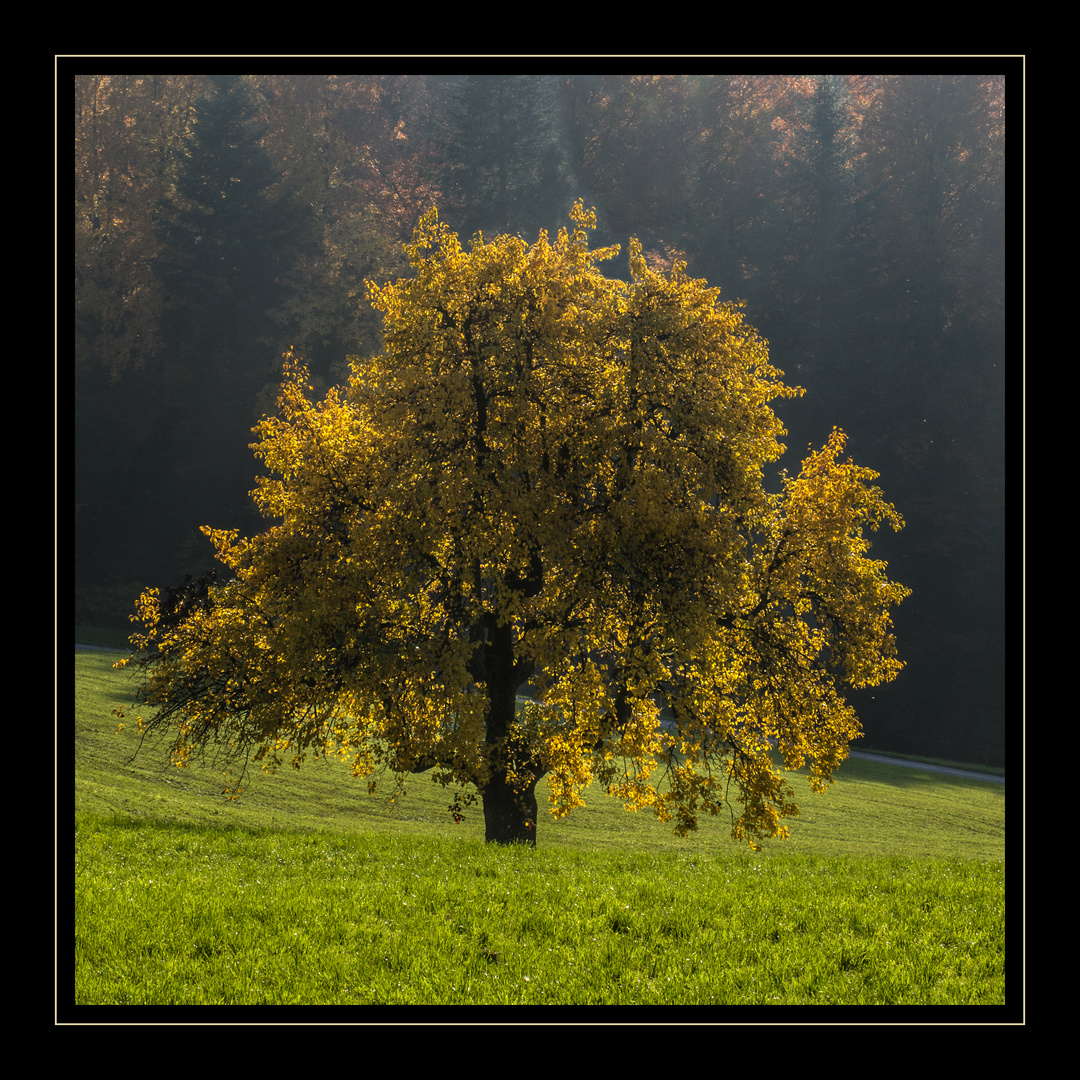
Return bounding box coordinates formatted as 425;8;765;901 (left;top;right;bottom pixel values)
256;75;430;382
117;202;909;849
75;74;198;381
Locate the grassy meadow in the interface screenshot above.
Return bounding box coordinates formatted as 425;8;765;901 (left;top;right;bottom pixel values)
71;647;1008;1009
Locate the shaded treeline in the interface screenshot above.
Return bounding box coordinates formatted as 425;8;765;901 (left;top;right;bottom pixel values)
74;73;1007;765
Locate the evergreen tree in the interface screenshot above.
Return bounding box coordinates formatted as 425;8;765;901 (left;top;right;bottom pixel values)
780;77;872;314
766;75;881;434
149;75;311;583
438;75;578;241
156;75;307;378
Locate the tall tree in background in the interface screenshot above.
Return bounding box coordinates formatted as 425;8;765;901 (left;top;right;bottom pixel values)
860;74;1005;360
75;75;201;380
144;76;312;583
559;75;695;250
768;75;880;419
685;75;791;294
438;75;578;240
783;75;870;296
155;75;308;381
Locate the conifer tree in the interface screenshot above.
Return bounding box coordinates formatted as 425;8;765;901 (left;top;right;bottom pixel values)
156;74;307;377
439;75;578;241
150;75;312;563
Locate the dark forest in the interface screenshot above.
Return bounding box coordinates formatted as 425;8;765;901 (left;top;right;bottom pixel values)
73;72;1008;767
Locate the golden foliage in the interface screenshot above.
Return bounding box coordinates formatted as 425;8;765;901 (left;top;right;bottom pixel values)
116;202;908;848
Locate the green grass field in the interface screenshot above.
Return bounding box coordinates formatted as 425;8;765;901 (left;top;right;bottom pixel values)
72;648;1008;1007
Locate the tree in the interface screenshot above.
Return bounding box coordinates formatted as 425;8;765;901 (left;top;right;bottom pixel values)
437;75;578;241
559;74;695;244
148;75;313;577
762;75;883;425
155;74;309;376
685;75;794;292
75;74;198;381
116;202;909;849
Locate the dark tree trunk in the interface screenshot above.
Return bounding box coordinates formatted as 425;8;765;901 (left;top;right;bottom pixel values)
482;765;540;846
474;617;542;845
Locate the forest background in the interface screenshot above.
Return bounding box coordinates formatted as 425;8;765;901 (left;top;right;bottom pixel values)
73;72;1008;769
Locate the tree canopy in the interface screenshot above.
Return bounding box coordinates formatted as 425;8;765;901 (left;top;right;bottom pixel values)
116;201;910;849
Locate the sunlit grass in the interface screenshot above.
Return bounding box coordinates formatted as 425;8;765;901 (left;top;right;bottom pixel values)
74;813;1004;1006
72;649;1007;1007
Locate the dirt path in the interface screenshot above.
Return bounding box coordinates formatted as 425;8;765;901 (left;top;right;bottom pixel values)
848;750;1004;785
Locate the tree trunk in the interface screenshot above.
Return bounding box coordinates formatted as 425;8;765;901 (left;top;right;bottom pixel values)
482;767;540;846
478;622;541;845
